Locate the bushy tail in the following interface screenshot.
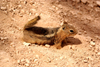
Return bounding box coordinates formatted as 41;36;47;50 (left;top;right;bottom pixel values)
24;16;40;29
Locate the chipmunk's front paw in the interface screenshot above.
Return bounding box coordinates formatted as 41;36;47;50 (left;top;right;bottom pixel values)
51;45;62;49
53;44;62;49
56;46;62;49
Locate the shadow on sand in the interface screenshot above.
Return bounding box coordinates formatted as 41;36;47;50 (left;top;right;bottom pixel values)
62;37;82;47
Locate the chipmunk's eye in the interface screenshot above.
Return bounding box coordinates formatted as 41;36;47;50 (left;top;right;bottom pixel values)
62;27;65;30
70;30;74;33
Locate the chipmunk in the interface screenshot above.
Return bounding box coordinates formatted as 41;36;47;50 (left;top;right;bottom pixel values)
23;16;77;49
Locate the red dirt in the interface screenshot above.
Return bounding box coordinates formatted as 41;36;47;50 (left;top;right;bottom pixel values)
0;0;100;67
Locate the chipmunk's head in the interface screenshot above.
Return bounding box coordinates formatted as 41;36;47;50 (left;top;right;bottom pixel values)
61;22;78;37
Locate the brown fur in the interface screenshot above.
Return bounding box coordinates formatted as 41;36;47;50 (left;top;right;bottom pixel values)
23;16;77;49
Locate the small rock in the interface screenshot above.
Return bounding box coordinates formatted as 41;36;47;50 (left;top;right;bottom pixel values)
32;64;35;66
25;63;29;67
34;59;39;64
0;6;7;10
84;31;87;34
0;37;8;40
30;9;36;13
97;52;100;56
0;37;4;40
88;3;94;7
60;56;64;59
88;64;92;67
96;1;100;6
83;59;88;63
18;5;22;8
83;57;89;63
23;42;31;46
47;58;51;63
90;41;95;46
0;31;3;33
88;56;93;61
26;59;30;63
35;55;39;59
69;46;72;49
17;60;20;63
81;0;87;3
19;14;23;17
45;44;50;48
3;37;8;39
36;61;39;64
89;45;93;48
29;12;32;16
21;59;25;62
34;59;38;62
24;1;27;4
95;36;100;40
11;18;16;21
4;11;8;14
20;9;25;14
30;1;34;5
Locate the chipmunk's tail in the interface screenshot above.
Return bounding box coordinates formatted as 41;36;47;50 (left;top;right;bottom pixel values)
24;16;40;29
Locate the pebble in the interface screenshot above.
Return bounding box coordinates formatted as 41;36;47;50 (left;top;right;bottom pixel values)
0;6;7;10
96;1;100;6
60;56;64;60
0;37;4;40
24;1;27;4
11;18;16;21
18;5;22;8
45;44;50;48
20;9;25;14
32;64;35;66
95;36;99;39
29;12;32;16
81;0;87;3
25;63;29;67
17;60;20;63
0;37;8;40
23;42;31;46
69;46;72;49
26;59;30;63
0;31;3;33
90;41;95;46
30;1;34;5
21;59;25;62
3;37;8;39
4;11;8;14
47;58;51;63
34;59;38;62
83;59;88;63
84;31;87;34
97;52;100;56
19;14;23;17
35;55;39;59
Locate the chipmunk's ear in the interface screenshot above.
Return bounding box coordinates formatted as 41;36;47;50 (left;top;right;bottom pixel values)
60;21;68;26
63;21;68;24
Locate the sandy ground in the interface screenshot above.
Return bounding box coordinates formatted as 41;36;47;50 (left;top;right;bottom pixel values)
0;0;100;67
